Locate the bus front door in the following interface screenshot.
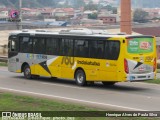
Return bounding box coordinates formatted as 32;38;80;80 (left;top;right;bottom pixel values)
8;37;19;72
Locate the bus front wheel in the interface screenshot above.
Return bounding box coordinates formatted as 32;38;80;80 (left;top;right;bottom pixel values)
102;82;116;86
75;69;87;86
23;65;32;79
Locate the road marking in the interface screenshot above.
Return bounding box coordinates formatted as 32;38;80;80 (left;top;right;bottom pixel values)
0;69;8;72
41;82;86;90
0;87;148;111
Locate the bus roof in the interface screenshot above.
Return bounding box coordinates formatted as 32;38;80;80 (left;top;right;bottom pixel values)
9;29;154;39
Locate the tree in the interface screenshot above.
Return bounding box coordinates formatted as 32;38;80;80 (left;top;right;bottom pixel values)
112;7;117;14
84;3;98;11
88;13;97;19
74;0;85;8
133;9;149;23
0;0;56;8
105;5;112;11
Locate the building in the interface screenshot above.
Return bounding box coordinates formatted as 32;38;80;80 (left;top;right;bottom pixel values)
63;8;74;18
83;10;97;19
21;8;41;16
0;8;8;19
144;8;160;19
54;8;67;18
98;16;116;24
41;8;55;18
80;18;103;26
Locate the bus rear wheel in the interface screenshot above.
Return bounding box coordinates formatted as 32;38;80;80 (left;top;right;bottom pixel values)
23;65;32;79
75;69;87;86
102;82;116;86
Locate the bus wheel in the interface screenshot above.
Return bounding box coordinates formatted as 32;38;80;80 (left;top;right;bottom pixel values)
23;65;32;79
75;70;87;86
102;82;116;86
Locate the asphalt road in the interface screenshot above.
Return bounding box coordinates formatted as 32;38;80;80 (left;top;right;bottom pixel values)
0;67;160;111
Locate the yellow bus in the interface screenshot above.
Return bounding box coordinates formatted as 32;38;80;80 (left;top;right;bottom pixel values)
8;29;157;86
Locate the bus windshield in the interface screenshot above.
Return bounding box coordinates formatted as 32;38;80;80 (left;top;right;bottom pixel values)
127;37;154;54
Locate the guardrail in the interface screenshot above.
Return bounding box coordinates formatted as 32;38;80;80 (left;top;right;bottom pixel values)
0;56;7;62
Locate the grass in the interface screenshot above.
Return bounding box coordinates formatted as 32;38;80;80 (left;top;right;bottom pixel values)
144;79;160;84
0;93;96;111
0;93;159;120
143;69;160;84
0;62;7;66
157;69;160;73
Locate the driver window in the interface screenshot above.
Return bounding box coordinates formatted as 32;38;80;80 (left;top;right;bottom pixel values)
9;39;18;52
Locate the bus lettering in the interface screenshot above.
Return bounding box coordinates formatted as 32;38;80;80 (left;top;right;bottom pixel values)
61;56;74;65
77;60;100;66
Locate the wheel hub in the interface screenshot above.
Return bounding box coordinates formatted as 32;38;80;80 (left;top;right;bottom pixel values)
77;73;84;83
25;68;30;76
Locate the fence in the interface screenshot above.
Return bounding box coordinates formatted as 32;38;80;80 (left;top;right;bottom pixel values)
0;56;7;62
0;45;7;56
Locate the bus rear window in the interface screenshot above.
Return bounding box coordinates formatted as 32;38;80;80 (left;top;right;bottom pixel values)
127;37;153;54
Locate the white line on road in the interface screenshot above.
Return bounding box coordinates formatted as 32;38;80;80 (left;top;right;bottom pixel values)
0;87;148;111
41;82;86;90
0;69;8;72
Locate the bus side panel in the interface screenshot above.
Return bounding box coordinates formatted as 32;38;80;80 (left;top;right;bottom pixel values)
59;56;100;80
8;56;18;72
74;57;100;81
16;53;35;74
98;38;126;82
33;55;60;77
48;56;62;78
33;64;51;77
98;60;119;81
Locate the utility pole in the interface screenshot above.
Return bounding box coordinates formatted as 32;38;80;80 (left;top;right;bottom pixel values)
120;0;132;34
19;0;22;30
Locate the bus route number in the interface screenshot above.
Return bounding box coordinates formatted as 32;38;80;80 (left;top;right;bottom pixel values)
61;56;74;65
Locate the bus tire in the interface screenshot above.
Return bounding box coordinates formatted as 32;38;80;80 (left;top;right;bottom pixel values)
23;65;32;79
75;69;87;86
102;82;116;86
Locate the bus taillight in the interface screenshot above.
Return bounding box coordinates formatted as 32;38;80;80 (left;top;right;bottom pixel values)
153;58;156;72
124;59;129;74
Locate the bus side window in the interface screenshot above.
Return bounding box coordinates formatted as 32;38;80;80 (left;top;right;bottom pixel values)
46;38;59;55
89;40;104;59
9;38;18;52
104;41;109;59
60;39;73;56
33;37;46;54
20;37;32;53
74;40;89;58
83;41;89;57
11;40;15;51
89;41;97;58
105;41;120;60
97;41;104;59
114;42;120;59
